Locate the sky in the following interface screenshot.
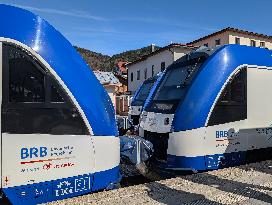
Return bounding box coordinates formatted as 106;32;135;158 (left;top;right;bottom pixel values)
1;0;272;56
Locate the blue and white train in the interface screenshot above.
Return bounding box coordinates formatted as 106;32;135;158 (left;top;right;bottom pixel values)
139;45;272;171
129;75;159;125
0;5;120;205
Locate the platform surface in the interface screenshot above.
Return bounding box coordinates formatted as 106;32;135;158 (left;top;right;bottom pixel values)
45;160;272;205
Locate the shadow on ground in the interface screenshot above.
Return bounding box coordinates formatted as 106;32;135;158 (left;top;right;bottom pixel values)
184;171;272;204
145;181;223;205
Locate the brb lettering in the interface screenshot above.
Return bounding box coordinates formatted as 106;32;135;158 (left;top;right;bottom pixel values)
21;147;47;159
216;131;228;138
20;146;76;174
216;129;239;139
20;146;74;160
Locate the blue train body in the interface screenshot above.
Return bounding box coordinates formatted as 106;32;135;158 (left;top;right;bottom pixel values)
129;75;160;125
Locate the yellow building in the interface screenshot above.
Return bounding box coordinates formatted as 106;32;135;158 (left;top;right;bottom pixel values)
188;27;272;49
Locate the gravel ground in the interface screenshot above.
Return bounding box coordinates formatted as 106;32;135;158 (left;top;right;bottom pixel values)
45;160;272;205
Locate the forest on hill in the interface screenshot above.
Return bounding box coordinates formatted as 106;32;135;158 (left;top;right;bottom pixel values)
75;45;160;71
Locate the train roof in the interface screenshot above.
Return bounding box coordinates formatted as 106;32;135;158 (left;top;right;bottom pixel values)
168;46;220;70
0;4;117;136
144;74;161;83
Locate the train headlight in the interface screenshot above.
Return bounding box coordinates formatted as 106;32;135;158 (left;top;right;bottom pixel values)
140;112;147;122
164;117;170;125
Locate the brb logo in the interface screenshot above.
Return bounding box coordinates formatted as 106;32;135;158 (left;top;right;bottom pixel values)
21;147;48;160
216;130;228;138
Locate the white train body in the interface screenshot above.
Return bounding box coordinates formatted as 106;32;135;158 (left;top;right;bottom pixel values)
140;45;272;170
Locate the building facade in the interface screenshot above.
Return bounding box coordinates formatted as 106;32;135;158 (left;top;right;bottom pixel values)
94;71;129;115
113;61;128;78
127;44;193;93
94;71;121;110
189;27;272;49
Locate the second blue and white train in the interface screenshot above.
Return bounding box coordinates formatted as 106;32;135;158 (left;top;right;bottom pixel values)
139;45;272;171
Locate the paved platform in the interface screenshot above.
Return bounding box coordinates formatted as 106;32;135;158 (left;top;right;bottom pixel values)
45;160;272;205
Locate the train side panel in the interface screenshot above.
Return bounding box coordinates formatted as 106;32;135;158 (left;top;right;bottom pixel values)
168;66;272;170
2;134;95;204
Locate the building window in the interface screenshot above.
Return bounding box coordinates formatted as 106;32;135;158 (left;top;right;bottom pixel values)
250;40;256;47
235;37;240;45
260;42;265;47
137;70;140;80
131;72;133;82
152;65;155;77
208;68;247;126
215;39;221;46
144;68;147;79
204;43;209;47
161;62;165;72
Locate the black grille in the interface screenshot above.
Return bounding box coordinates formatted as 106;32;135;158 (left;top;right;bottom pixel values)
131;115;140;125
144;131;169;161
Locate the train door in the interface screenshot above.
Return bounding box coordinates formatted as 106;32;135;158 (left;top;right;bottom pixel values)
0;43;96;204
246;66;272;153
205;66;248;169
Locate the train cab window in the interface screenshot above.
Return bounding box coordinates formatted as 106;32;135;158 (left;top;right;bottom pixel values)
2;44;89;135
8;46;45;103
51;85;65;102
208;68;247;126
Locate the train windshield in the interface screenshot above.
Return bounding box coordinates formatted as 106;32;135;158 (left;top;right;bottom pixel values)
149;56;206;113
132;81;155;106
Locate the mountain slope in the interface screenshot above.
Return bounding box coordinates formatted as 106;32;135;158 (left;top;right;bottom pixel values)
75;45;160;71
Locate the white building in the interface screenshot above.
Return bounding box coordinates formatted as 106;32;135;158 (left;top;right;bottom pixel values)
126;44;194;93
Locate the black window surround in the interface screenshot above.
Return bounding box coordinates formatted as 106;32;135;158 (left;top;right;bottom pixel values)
137;70;140;80
208;68;247;126
2;43;89;135
250;40;256;47
215;39;221;46
131;72;134;82
161;62;165;72
144;68;147;79
235;37;240;45
2;44;70;108
151;65;155;77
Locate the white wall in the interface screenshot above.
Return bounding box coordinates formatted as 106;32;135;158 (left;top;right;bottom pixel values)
127;47;192;93
127;50;173;93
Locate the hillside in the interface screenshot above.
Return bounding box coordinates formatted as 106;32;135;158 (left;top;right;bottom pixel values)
74;45;160;71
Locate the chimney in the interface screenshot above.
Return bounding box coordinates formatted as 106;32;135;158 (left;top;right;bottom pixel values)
151;44;155;52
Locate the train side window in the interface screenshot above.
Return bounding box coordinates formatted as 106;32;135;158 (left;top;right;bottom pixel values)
208;68;247;126
2;44;89;135
8;46;45;103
